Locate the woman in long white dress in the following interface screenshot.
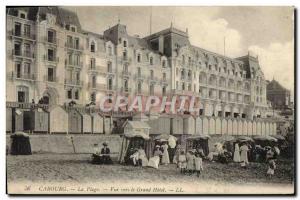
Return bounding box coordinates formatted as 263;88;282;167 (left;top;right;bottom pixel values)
148;146;162;169
240;143;249;167
161;143;170;165
233;143;241;162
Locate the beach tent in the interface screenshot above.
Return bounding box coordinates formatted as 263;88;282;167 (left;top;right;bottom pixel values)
49;106;68;133
91;113;104;134
6;107;12;133
185;135;210;155
10;132;32;155
23;108;49;133
119;121;151;163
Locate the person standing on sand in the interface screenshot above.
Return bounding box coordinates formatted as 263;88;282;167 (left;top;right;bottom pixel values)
161;143;170;165
233;143;241;163
194;153;203;177
186;149;195;175
240;142;249;167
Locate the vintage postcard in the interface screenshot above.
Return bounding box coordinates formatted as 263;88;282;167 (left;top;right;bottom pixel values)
6;6;295;195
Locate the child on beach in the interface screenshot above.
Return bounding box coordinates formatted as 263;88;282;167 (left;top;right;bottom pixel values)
195;153;203;177
267;159;276;178
178;150;187;174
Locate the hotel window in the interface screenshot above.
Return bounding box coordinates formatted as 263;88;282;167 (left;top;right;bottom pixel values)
150;70;154;79
188;84;191;91
14;22;21;36
24;62;31;76
108;78;113;90
47;67;54;82
90;92;96;103
137;54;141;62
90;58;95;69
20;12;26;19
24;25;31;37
90;41;95;52
163;73;166;81
138;82;142;94
182;83;185;90
137;67;141;77
92;76;96;88
48;49;54;61
123;40;127;47
124;79;128;91
150;57;153;65
74;90;79;100
150;84;154;95
162;60;166;67
107;62;112;72
67;90;72;99
123;51;127;59
15;62;21;78
75;54;80;66
74;38;80;49
71;26;76;32
162;86;166;96
67;35;73;47
48;30;55;43
182;55;185;64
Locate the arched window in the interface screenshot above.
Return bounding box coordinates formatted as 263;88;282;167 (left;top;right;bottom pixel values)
90;41;95;52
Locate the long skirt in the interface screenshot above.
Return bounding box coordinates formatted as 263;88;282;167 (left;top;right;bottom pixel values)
148;156;160;169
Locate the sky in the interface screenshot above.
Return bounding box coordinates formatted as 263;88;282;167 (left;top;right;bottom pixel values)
64;6;294;98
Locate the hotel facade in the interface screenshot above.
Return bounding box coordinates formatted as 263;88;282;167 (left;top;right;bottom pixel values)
6;6;270;120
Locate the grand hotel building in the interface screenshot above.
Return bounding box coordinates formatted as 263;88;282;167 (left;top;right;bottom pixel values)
6;7;270;120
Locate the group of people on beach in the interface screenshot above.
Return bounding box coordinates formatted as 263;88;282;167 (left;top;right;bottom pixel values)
92;140;280;178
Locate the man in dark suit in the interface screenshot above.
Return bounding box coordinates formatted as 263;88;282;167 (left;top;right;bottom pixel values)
100;142;112;164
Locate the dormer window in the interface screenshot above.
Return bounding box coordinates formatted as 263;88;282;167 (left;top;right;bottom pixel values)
65;25;70;30
71;27;76;32
19;11;27;19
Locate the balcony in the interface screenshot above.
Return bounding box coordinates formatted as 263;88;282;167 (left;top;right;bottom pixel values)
88;82;102;90
121;87;131;93
148;76;159;83
122;70;131;77
12;49;35;59
65;42;84;51
10;30;36;41
64;79;83;87
44;75;57;82
45;36;58;45
11;72;35;81
44;55;59;63
65;60;83;69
